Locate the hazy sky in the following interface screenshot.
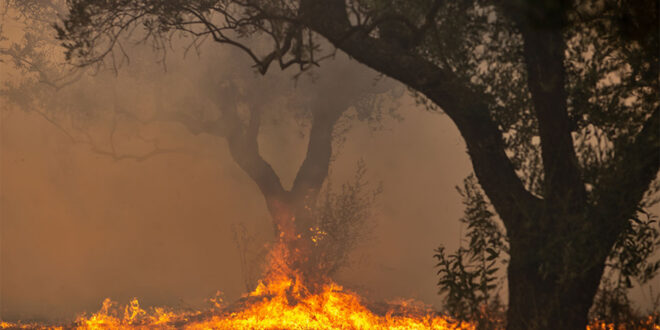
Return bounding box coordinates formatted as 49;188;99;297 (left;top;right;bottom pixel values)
1;7;658;323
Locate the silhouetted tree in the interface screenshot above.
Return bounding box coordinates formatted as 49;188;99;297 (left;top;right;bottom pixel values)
3;1;398;284
149;57;393;281
55;1;659;328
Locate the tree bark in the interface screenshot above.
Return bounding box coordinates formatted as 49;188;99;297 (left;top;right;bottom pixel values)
506;233;608;330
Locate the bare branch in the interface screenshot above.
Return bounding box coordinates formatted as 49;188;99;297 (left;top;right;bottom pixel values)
31;107;185;162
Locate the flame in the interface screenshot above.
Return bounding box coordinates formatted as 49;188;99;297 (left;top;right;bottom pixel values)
586;316;660;330
4;242;656;329
0;243;473;330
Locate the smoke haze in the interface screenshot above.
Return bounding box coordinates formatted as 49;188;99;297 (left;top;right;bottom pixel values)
1;4;658;323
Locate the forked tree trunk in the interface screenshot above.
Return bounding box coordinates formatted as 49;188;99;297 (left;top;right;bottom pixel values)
265;193;319;278
221;97;346;287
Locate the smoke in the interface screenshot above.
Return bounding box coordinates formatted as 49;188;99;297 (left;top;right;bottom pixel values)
0;8;473;321
2;2;656;323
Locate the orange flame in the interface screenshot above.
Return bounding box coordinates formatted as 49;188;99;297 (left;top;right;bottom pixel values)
586;316;660;330
6;242;655;329
1;243;473;329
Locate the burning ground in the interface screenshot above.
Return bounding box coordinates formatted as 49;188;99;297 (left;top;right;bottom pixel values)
1;243;474;330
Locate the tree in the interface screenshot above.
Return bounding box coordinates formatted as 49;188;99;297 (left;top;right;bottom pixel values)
3;1;396;285
154;55;393;281
55;0;659;329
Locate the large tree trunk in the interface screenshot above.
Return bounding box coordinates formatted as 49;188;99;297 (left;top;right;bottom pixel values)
506;258;604;330
264;193;318;278
506;225;609;330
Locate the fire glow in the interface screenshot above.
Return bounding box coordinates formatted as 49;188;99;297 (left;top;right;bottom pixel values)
0;243;473;330
4;244;657;329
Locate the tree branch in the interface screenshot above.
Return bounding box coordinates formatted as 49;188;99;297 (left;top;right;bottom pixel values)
596;107;660;229
291;103;345;203
222;104;287;202
155;111;227;137
300;0;540;227
509;5;586;212
32;108;184;162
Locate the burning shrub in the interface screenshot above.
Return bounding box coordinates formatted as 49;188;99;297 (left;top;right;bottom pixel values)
311;160;381;277
230;160;380;291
